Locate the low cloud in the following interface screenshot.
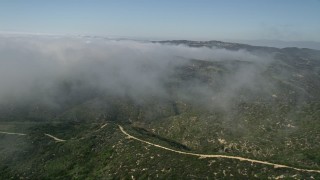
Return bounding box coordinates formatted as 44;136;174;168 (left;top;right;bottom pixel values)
0;36;274;111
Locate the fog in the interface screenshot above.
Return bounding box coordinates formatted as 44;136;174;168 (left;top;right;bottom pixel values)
0;36;275;111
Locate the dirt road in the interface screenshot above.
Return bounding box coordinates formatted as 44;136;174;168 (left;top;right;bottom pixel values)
2;124;320;174
118;125;320;174
0;131;26;136
44;133;66;142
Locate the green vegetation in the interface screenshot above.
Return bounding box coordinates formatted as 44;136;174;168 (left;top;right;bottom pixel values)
1;41;320;179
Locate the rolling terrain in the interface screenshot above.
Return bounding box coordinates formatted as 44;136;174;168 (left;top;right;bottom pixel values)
1;39;320;179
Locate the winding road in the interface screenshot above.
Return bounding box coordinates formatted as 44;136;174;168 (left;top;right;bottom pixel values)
118;125;320;174
1;124;320;174
0;131;65;142
44;133;66;142
0;131;26;136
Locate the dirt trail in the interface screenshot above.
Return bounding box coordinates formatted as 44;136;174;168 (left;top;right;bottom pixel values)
94;123;108;132
1;122;109;141
0;131;27;136
118;125;320;174
100;123;108;129
44;133;66;142
1;131;65;142
2;124;320;173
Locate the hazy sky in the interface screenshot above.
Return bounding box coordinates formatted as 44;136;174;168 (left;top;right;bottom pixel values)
0;0;319;41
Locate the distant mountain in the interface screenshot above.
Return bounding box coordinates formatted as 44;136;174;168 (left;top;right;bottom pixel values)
155;39;320;52
233;39;320;50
